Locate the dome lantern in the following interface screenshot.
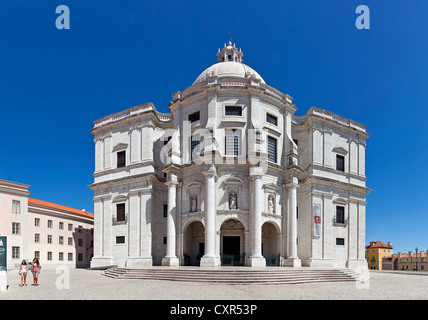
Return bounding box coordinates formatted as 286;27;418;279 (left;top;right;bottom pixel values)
216;34;243;63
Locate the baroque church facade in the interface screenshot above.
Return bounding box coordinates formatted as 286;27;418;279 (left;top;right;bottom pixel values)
89;41;370;269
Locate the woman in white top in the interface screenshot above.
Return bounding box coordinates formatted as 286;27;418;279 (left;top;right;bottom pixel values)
18;260;28;287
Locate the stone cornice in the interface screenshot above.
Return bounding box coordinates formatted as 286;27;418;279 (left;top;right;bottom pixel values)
90;104;172;135
292;107;369;139
93;161;156;177
169;76;295;113
305;163;367;181
88;172;163;191
300;175;371;195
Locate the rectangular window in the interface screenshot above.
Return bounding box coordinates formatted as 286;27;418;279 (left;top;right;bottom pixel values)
116;236;125;244
267;136;277;163
68;237;73;246
188;111;200;123
225;106;242;116
190;135;200;161
59;236;64;245
59;252;64;261
12;247;20;259
12;200;20;213
35;233;40;243
336;155;345;172
266;113;278;126
35;218;40;227
12;222;20;235
225;129;241;156
78;238;83;247
163;237;167;245
59;222;64;230
336;206;345;224
117;151;126;168
116;203;126;222
34;251;40;260
336;238;345;246
47;220;53;228
68;253;73;261
78;253;83;262
68;223;73;231
47;252;52;261
47;235;52;244
163;204;168;217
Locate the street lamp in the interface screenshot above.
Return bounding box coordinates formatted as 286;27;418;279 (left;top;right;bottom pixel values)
415;247;418;271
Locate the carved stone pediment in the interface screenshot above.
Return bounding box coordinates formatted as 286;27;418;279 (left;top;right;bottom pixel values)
184;181;203;191
112;143;128;152
221;176;245;189
332;146;348;155
112;195;128;203
262;183;279;193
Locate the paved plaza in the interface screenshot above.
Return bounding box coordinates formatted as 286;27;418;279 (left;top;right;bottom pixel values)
0;268;427;300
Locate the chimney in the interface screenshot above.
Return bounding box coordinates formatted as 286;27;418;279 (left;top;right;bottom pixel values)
82;208;85;212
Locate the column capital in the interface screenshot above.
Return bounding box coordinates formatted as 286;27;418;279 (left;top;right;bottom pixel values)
249;165;264;178
284;176;299;189
165;180;179;187
202;164;217;178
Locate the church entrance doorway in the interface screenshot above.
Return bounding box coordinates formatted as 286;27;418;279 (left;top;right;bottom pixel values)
220;219;245;266
183;221;205;266
223;236;240;256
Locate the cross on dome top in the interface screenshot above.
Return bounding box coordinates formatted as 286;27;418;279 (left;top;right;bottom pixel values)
216;34;243;63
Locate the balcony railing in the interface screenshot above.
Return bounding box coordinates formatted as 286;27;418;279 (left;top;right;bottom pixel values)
112;214;128;225
332;217;348;226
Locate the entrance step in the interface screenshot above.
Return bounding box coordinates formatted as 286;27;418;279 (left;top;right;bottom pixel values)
103;267;358;285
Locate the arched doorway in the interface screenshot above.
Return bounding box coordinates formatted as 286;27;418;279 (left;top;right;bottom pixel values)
262;221;280;266
220;219;245;266
183;221;205;266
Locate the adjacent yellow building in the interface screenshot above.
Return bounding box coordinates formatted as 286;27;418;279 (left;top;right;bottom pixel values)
365;241;393;270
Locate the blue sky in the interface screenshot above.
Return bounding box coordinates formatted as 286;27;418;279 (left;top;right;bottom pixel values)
0;0;427;254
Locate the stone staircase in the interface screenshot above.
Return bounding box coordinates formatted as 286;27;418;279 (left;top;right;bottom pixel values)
103;267;360;285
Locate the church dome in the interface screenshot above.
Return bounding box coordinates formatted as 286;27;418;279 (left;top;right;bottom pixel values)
193;61;265;85
192;38;265;85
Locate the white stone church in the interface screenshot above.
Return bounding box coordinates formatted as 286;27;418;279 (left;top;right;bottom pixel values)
89;40;370;270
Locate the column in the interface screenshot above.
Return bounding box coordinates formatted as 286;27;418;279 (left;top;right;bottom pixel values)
284;177;301;267
162;180;180;266
200;165;220;267
249;167;266;267
126;190;153;267
90;197;113;268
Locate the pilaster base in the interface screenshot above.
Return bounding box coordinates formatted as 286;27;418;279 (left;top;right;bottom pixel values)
248;256;266;267
347;259;368;271
282;257;301;268
161;256;180;266
306;258;334;268
90;257;114;269
126;257;153;267
200;256;221;267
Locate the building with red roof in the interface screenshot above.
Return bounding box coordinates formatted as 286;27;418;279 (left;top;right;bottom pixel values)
365;241;393;270
0;179;93;270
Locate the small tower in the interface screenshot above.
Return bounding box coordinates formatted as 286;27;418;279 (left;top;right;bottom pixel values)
216;34;244;63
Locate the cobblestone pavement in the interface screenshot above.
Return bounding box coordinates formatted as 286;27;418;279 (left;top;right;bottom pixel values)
1;268;427;300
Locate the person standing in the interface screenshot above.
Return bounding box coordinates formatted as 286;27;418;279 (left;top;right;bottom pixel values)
18;260;28;287
31;258;41;286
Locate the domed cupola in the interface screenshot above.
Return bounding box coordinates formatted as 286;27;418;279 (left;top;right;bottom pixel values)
192;37;265;85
